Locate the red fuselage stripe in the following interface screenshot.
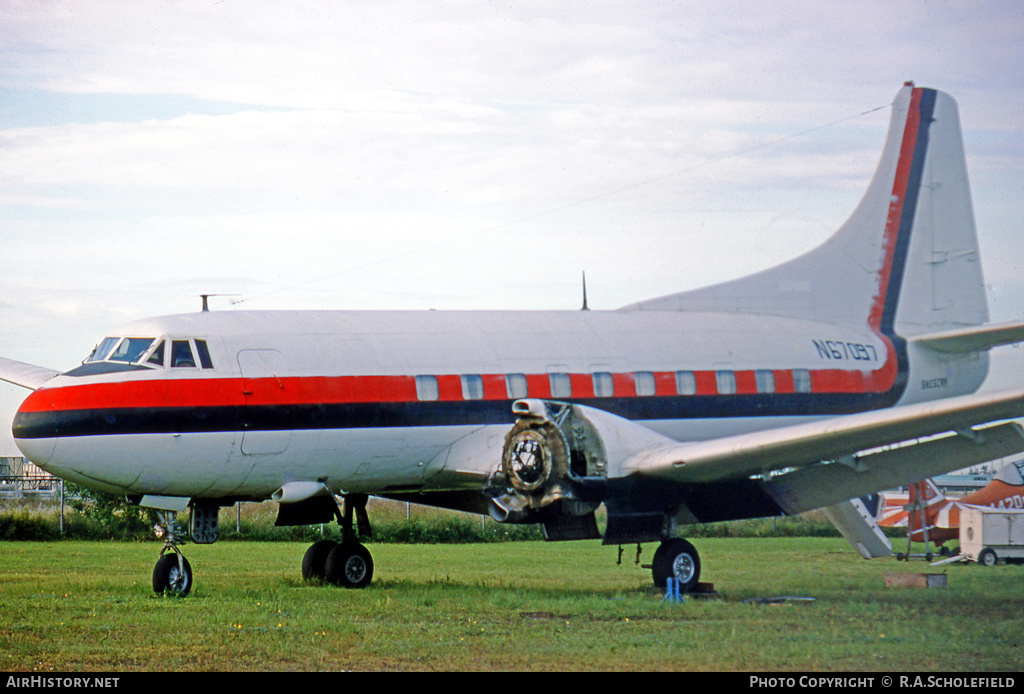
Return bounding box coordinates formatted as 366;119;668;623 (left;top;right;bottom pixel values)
19;366;902;414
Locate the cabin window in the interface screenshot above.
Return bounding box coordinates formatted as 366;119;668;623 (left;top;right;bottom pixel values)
506;374;528;399
461;374;484;400
716;370;736;395
195;340;214;369
549;373;572;398
793;369;812;393
171;340;196;368
146;341;166;367
592;372;613;397
635;371;656;396
755;370;775;394
416;375;439;401
675;370;697;395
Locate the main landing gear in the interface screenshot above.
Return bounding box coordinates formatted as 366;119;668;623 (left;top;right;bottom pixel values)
650;538;701;593
301;494;374;589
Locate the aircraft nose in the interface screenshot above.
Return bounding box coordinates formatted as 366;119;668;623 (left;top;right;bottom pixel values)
13;395;57;466
14;435;57;467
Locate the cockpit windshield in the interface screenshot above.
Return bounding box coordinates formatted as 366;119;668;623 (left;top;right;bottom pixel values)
87;337;120;363
109;338;157;363
81;336;215;371
87;337;155;364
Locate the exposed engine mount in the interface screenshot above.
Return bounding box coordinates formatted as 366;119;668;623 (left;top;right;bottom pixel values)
488;399;607;536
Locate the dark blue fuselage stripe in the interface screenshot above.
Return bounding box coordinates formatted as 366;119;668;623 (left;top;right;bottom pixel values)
13;389;909;439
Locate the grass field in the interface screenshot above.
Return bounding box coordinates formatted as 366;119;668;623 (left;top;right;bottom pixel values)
1;538;1021;672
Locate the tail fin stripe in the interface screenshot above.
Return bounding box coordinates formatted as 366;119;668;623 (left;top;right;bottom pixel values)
872;87;937;335
864;87;938;403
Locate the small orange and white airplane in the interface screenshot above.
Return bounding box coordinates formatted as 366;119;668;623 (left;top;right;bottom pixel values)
3;83;1024;596
879;460;1024;548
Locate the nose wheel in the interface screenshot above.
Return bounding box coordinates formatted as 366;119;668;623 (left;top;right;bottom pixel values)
152;510;193;596
153;550;193;596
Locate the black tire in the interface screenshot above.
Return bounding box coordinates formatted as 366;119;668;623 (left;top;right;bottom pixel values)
153;553;193;597
302;540;338;582
978;548;998;567
324;542;374;589
652;538;701;592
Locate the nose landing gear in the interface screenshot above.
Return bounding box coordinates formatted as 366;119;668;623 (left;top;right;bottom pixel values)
152;510;193;597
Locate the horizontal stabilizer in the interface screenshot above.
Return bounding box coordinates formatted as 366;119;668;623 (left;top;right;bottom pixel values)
0;357;60;390
912;320;1024;354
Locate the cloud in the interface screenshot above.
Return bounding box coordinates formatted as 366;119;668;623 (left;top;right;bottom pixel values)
0;1;1021;454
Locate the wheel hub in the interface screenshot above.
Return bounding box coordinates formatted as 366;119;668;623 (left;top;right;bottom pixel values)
344;555;368;583
672;554;696;583
167;564;189;593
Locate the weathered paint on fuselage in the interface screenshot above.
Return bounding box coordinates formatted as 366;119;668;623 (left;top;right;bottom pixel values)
12;307;986;500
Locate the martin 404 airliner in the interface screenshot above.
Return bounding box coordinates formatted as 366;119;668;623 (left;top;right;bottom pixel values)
4;83;1024;596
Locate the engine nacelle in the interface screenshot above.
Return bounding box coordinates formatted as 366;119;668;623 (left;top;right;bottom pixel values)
488;399;607;526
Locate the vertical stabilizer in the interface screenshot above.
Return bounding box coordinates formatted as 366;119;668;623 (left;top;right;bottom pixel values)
625;84;988;339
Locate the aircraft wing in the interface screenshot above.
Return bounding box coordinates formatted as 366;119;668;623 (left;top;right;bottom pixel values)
623;387;1024;484
617;388;1024;518
0;357;61;390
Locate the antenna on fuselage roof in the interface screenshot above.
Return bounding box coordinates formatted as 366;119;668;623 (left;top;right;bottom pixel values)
581;271;589;311
199;294;238;312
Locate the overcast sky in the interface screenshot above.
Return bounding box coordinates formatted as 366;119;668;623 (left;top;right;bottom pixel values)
1;1;1022;455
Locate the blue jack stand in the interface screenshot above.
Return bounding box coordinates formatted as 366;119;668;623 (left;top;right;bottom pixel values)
661;577;686;604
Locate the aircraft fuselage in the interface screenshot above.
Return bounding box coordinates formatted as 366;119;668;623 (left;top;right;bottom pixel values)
13;308;985;502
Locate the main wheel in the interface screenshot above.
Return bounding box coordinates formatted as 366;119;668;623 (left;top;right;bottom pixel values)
153;553;193;597
302;540;339;582
978;548;998;567
324;542;374;589
652;538;701;593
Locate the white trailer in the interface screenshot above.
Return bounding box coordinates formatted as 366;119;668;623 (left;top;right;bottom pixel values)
959;505;1024;566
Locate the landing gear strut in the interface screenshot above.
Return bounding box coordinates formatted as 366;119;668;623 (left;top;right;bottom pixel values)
301;493;374;589
152;510;193;596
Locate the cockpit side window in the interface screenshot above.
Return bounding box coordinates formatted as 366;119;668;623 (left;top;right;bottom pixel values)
195;340;214;369
171;340;196;368
146;340;166;367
